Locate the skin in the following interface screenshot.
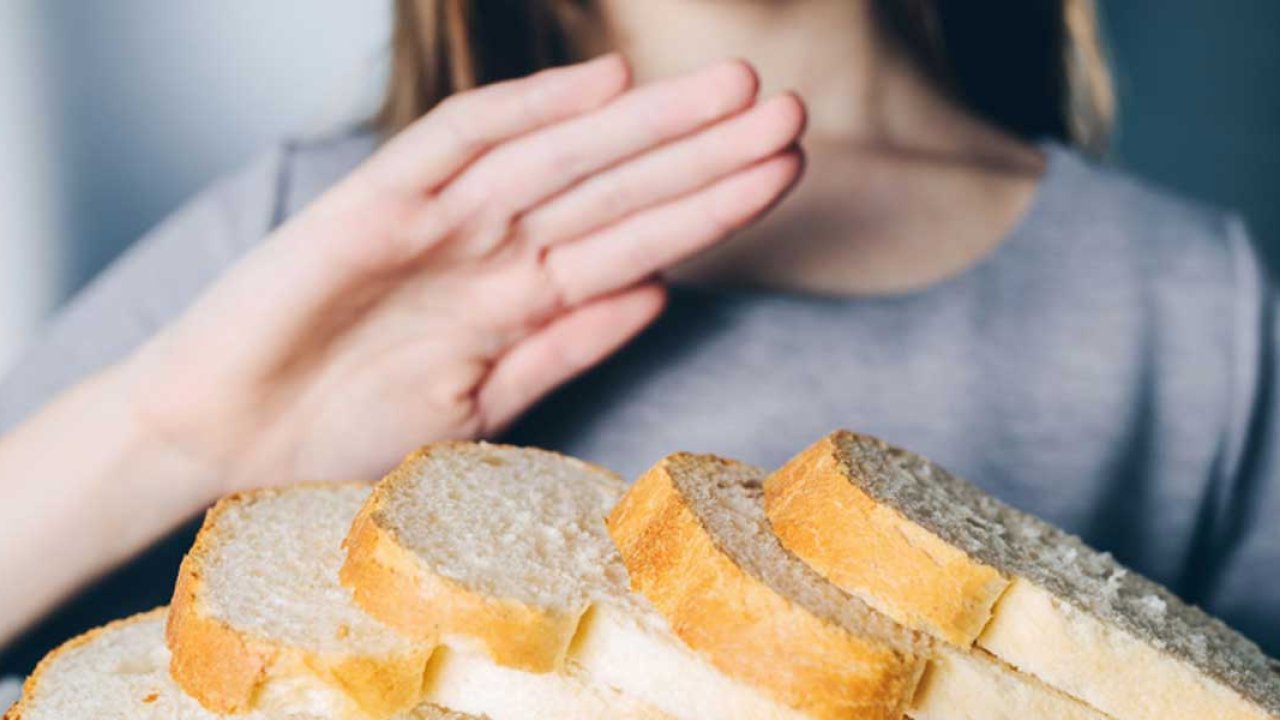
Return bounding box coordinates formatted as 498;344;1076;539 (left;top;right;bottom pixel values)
598;0;1044;295
0;0;1044;642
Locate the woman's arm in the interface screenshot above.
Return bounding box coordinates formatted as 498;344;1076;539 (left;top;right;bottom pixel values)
0;55;806;643
0;363;218;643
0;150;281;438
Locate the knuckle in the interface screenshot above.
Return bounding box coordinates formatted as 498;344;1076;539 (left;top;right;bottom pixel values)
434;92;464;116
413;195;456;241
536;131;582;178
507;212;536;248
372;199;450;265
516;78;553;125
597;174;633;219
536;249;574;312
637;94;684;142
443;176;491;225
434;96;480;153
470;204;521;258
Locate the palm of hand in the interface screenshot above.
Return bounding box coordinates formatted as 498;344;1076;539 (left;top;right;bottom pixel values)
127;55;805;488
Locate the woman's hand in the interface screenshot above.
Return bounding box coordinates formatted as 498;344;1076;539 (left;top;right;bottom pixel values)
125;55;806;491
0;55;803;639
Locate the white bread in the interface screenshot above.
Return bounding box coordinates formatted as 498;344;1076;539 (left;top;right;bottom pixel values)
169;480;659;720
607;452;1110;720
765;431;1280;720
3;609;472;720
911;646;1106;720
419;645;665;719
341;441;806;720
606;452;926;719
167;483;431;718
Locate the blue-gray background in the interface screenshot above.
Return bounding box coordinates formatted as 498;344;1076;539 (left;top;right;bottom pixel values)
0;1;388;368
1105;0;1280;269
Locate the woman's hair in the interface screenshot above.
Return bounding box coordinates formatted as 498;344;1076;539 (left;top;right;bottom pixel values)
376;0;1115;155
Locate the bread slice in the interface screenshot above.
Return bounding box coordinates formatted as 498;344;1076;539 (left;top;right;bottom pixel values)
911;645;1105;720
341;444;619;671
606;452;926;719
765;430;1280;720
167;483;432;718
3;609;473;720
419;645;665;719
607;452;1111;720
169;481;661;720
341;441;807;720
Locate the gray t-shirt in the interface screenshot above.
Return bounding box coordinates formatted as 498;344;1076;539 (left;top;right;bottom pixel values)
1;133;1277;658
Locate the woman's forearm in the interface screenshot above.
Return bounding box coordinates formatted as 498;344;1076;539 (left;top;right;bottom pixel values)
0;362;220;645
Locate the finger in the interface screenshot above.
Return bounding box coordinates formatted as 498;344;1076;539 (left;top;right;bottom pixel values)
441;59;760;228
546;149;804;305
357;53;631;195
519;92;806;248
477;282;667;433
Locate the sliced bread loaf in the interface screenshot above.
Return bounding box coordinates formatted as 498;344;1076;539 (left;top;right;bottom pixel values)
606;452;926;720
3;609;472;720
167;483;431;718
168;481;656;720
764;430;1280;720
607;452;1110;720
341;441;806;720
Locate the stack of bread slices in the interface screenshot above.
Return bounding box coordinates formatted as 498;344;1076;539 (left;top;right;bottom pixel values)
7;431;1279;719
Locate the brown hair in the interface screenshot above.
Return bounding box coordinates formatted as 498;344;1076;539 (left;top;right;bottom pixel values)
375;0;1115;155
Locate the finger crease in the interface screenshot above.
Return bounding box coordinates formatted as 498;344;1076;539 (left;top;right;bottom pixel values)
535;244;573;316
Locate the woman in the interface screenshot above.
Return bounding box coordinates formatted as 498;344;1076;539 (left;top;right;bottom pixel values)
1;0;1276;664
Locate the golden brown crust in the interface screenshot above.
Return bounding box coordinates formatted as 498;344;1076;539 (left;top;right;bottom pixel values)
764;434;1009;647
606;457;926;720
167;550;272;714
167;484;431;717
340;502;441;646
4;608;169;719
340;448;579;672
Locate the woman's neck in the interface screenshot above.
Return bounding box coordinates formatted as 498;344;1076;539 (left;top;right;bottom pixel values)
592;0;1046;295
598;1;882;139
594;0;1020;161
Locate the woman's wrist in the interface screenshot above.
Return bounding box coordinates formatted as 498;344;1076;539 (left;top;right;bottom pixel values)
101;356;228;511
0;361;224;643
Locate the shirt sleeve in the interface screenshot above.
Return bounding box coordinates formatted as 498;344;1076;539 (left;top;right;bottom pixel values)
1200;216;1280;657
0;149;284;435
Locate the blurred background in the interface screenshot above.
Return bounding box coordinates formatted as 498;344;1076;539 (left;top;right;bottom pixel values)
0;1;389;370
1;0;1278;373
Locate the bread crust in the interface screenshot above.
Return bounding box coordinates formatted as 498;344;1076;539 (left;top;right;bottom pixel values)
167;562;271;713
767;431;1280;720
3;608;168;720
765;433;1009;646
166;484;431;718
339;445;585;673
606;456;925;720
